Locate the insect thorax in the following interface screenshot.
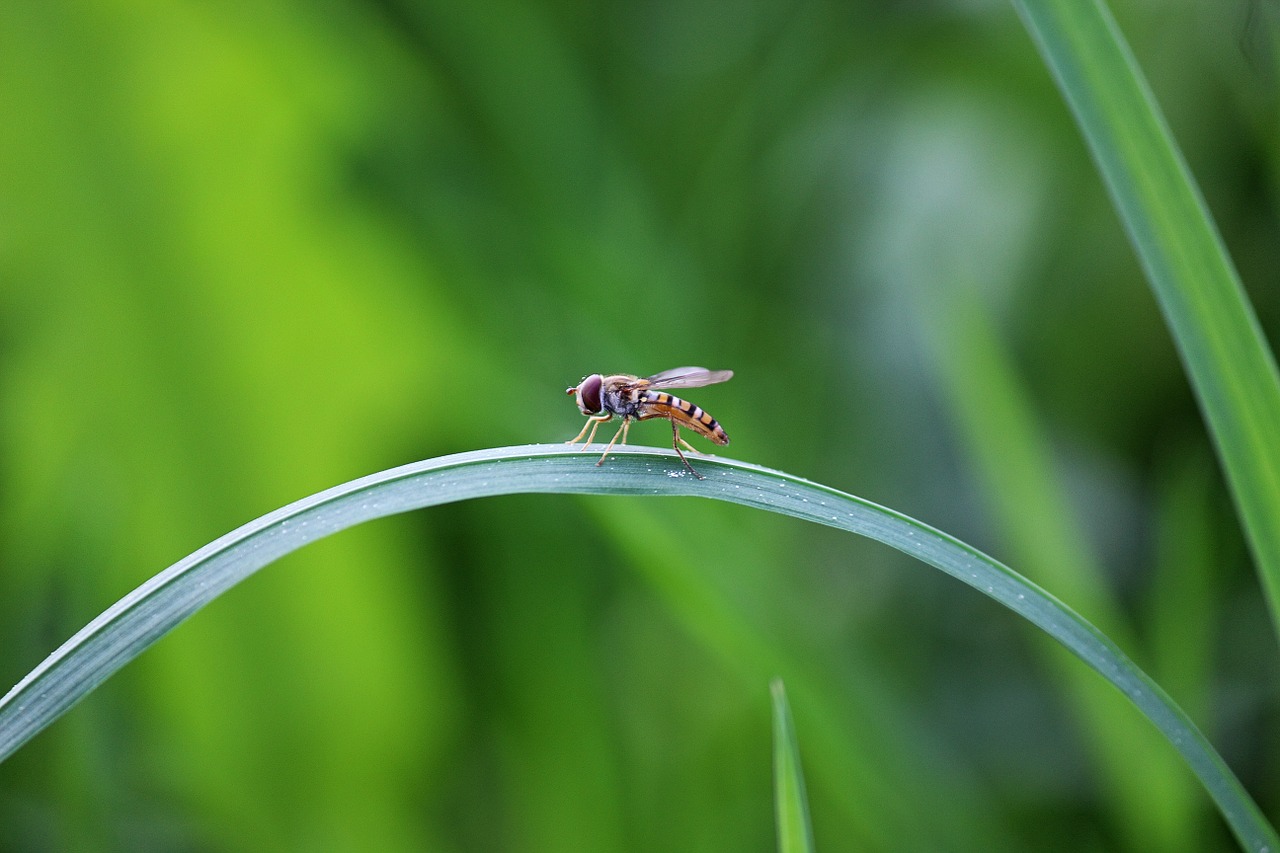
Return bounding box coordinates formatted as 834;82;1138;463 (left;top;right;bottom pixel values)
602;383;642;417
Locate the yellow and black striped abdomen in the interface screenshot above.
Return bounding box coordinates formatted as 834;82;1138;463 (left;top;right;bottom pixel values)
637;391;730;445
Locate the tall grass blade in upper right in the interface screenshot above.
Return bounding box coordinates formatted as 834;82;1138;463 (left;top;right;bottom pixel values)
1012;0;1280;633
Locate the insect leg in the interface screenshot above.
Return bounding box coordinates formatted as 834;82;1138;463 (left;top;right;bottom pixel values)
670;420;703;479
677;436;701;455
567;413;612;446
595;417;631;466
584;416;609;446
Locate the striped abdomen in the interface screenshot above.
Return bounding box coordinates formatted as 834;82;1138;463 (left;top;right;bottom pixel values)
637;390;730;445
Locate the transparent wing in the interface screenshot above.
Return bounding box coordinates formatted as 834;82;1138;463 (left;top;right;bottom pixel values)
644;366;734;390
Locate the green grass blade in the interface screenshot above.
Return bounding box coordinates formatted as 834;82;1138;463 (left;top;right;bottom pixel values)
0;445;1274;849
771;679;816;853
1013;0;1280;630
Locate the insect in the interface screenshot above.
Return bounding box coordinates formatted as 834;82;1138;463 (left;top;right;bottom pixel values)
565;366;733;479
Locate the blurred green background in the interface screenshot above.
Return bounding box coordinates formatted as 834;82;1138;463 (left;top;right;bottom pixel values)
1;0;1277;850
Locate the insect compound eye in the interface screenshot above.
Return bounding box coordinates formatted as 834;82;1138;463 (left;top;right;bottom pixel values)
577;374;603;414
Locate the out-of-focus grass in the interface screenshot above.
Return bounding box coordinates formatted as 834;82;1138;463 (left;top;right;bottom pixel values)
922;295;1202;851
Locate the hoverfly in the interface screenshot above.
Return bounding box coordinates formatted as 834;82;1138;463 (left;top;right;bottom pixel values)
566;366;733;479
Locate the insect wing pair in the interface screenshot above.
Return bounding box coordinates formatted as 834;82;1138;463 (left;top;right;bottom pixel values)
565;366;732;479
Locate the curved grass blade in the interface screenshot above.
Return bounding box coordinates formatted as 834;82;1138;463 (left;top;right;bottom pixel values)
771;679;816;853
1012;0;1280;633
0;444;1274;850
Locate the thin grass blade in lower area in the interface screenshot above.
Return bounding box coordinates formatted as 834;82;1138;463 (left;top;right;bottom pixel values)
772;679;816;853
